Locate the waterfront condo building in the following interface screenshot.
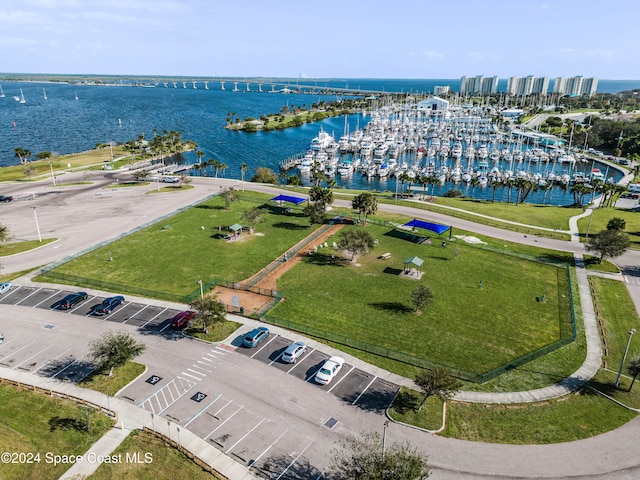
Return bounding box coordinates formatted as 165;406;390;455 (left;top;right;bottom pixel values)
459;76;498;95
553;76;598;97
506;76;550;95
433;85;450;95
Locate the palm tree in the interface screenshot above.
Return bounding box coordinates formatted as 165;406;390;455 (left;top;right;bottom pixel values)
489;178;502;203
540;181;554;205
396;172;411;200
240;163;248;191
195;150;205;165
14;147;31;165
352;192;378;225
469;176;480;199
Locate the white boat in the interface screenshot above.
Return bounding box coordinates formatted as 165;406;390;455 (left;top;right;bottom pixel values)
297;159;312;173
74;91;79;101
337;162;354;176
378;163;390;177
309;127;332;151
43;88;47;100
0;84;4;98
19;89;26;103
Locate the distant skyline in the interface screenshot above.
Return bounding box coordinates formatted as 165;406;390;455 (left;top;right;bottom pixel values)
1;0;639;79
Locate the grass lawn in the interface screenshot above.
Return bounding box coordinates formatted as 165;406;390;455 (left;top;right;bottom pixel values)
577;207;640;249
89;429;218;480
44;193;320;298
269;223;571;377
0;239;57;256
105;181;150;189
80;362;146;396
584;256;620;273
147;185;195;194
442;392;636;444
185;319;243;342
0;384;114;480
388;388;444;431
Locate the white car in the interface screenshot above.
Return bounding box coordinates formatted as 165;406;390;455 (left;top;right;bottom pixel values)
0;282;12;295
314;356;345;385
161;176;180;183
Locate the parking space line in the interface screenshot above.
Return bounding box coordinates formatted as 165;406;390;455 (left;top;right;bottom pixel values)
226;417;267;454
160;388;170;408
305;367;322;383
214;347;229;355
34;291;61;308
70;296;96;314
0;341;36;363
122;304;149;324
33;348;72;373
195;361;214;371
249;429;288;467
183;393;223;427
251;335;278;359
351;376;378;405
141;308;168;328
269;352;284;366
51;354;88;378
12;345;53;370
328;365;355;393
212;399;233;418
158;383;198;415
182;371;202;381
0;285;22;299
14;288;42;305
204;405;244;440
187;367;207;377
287;348;315;373
315;467;328;479
275;442;312;480
76;367;96;382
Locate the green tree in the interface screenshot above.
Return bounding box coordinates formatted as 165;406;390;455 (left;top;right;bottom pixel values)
240;163;249;191
35;151;52;161
337;228;375;261
180;174;191;187
189;294;227;334
286;175;302;186
133;170;151;182
469;176;480;199
586;228;630;263
414;367;461;412
352;192;378;224
331;431;429;480
241;206;264;230
607;217;626;231
411;285;434;313
489;178;502;203
88;330;146;377
0;223;12;244
219;187;239;208
195;150;205;164
250;167;279;184
309;185;333;207
14;147;31;165
23;165;35;179
570;182;592;206
303;202;327;225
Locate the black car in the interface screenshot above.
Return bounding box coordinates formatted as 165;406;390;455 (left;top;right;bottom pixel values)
52;292;88;310
0;195;13;203
91;296;125;315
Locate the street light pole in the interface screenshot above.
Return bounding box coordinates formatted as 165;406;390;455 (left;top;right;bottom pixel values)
616;328;636;387
382;420;389;461
198;280;204;299
49;161;56;186
32;207;42;242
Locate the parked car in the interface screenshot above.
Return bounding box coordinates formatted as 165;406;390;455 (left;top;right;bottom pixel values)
161;176;180;183
314;356;345;385
91;296;125;315
243;326;269;348
281;341;307;363
170;310;196;329
52;291;88;310
0;282;12;294
0;195;13;203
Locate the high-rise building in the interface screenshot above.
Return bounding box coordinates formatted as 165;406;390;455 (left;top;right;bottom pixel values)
460;76;498;95
507;76;549;95
553;76;598;97
433;85;450;95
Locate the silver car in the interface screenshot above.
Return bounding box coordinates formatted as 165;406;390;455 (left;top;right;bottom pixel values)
281;341;307;363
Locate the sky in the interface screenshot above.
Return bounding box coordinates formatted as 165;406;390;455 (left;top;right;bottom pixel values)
1;0;639;79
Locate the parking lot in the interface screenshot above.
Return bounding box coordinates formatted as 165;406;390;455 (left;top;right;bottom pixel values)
0;286;399;479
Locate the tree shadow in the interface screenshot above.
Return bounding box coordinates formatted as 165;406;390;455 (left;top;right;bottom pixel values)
194;204;225;210
341;386;400;413
272;222;309;230
389;389;419;414
370;302;413;314
36;357;95;382
303;253;348;266
584;379;624;397
254;454;325;480
49;415;88;432
383;266;403;275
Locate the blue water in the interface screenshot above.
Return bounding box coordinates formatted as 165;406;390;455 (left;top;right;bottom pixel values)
0;79;630;205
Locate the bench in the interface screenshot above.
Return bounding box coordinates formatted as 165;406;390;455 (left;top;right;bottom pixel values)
379;252;392;260
162;224;171;231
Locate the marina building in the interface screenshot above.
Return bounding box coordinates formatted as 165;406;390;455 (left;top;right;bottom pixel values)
506;76;550;95
553;76;598;97
459;76;498;95
417;96;450;115
433;85;450;95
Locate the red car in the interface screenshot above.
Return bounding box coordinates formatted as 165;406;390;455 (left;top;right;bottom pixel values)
170;311;196;329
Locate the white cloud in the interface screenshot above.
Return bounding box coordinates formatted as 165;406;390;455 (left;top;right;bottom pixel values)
421;50;444;60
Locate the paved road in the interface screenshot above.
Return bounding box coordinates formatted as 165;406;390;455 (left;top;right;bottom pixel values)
3;171;640;479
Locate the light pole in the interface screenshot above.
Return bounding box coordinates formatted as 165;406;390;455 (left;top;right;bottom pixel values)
32;207;42;242
382;420;389;461
616;328;635;387
49;161;56;186
198;279;204;299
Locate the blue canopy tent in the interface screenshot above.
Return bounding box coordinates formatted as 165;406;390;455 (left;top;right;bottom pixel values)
270;195;306;205
402;218;452;239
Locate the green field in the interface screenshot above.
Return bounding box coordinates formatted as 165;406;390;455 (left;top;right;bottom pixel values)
0;384;113;480
268;223;571;376
577;207;640;249
46;193;320;297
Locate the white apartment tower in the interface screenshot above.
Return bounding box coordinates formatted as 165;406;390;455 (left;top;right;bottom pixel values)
507;76;549;95
460;76;498;95
553;76;598;97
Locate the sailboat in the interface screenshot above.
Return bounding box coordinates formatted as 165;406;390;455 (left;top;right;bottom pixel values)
19;89;26;104
43;88;47;100
74;91;78;101
0;84;4;98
